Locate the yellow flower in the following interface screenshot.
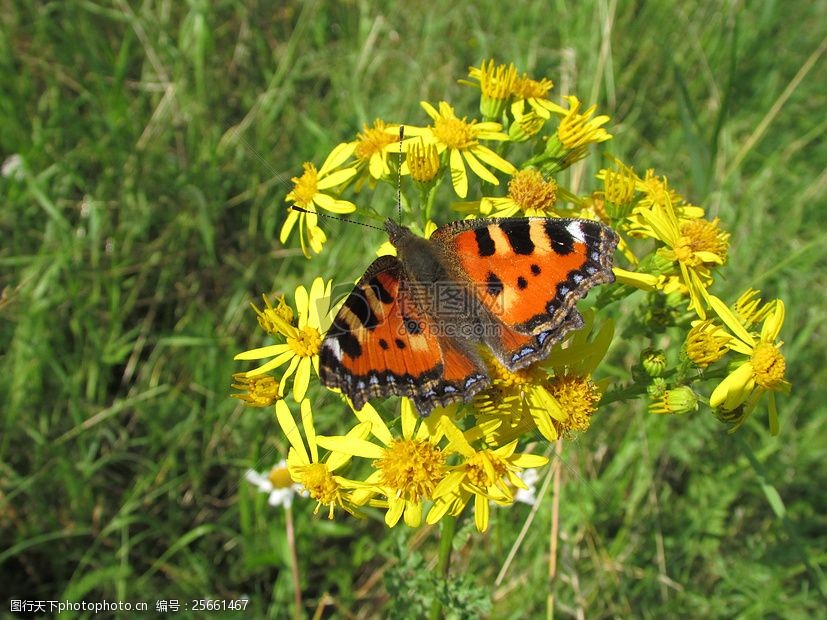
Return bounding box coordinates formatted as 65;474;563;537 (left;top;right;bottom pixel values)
480;169;558;217
546;95;612;150
317;399;447;527
476;312;613;443
596;160;637;219
281;144;358;257
511;72;555;118
732;288;773;329
276;400;368;518
635;169;687;210
542;311;613;436
473;356;567;444
251;294;294;335
405;101;515;198
507;103;546;142
406;138;441;184
547;374;602;436
465;59;519;120
230;372;281;407
678;217;730;265
708;296;790;434
635;195;723;318
427;417;548;532
235;277;332;402
352;119;400;180
684;319;731;368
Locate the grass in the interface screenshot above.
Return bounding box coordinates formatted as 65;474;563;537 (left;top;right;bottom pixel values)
2;0;826;617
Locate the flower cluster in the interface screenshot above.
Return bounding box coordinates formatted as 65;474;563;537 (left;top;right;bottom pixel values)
236;60;791;529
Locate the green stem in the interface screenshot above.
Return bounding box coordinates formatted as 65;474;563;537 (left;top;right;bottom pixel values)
428;515;457;620
423;183;438;224
284;504;303;620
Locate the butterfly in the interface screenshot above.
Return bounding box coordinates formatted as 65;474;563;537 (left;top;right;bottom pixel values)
319;217;618;416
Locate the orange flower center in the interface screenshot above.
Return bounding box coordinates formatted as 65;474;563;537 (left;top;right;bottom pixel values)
751;341;786;389
685;320;730;368
507;169;558;213
289;326;321;358
299;463;339;504
433;114;477;150
374;439;445;501
291;163;319;208
547;375;601;433
465;452;507;488
679;217;729;264
355;120;397;160
512;75;553;99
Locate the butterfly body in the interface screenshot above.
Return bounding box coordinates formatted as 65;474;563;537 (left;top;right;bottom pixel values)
320;217;618;416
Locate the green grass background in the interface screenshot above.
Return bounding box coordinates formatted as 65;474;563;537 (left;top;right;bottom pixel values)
2;1;825;617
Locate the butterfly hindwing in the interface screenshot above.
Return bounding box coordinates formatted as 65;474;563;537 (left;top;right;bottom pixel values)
319;255;489;414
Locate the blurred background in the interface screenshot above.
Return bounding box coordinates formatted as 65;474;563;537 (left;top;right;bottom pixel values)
2;1;825;617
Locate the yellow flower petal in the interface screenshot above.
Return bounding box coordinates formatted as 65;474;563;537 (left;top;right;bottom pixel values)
401;397;417;440
528;403;558;442
471;144;517;175
449;148;468;198
275;400;309;464
433;470;466;498
245;349;296;377
294;285;309;326
280;209;299;243
440;417;475;458
426;498;453;524
293;358;310;405
352;401;393;446
463;149;500;185
404;500;422;527
319;142;356;176
313;192;356;213
420;100;440;121
612;267;660;291
306;277;325;329
368;153;386;180
299;398;318;462
278;356;300;393
708;294;755;350
474;493;489;532
234;343;291;360
511;454;548;468
317;166;357;190
386;496;405;527
326;422;372;471
761;300;785;342
710;362;755;410
315;436;385;459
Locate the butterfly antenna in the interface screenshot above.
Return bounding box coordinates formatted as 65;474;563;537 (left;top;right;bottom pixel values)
290;206;385;232
396;124;404;224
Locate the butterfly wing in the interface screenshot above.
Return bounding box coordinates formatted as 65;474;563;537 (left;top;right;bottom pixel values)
319;255;488;415
431;217;618;369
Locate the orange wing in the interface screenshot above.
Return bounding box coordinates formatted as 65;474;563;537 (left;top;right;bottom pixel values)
319;256;488;415
432;217;617;369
